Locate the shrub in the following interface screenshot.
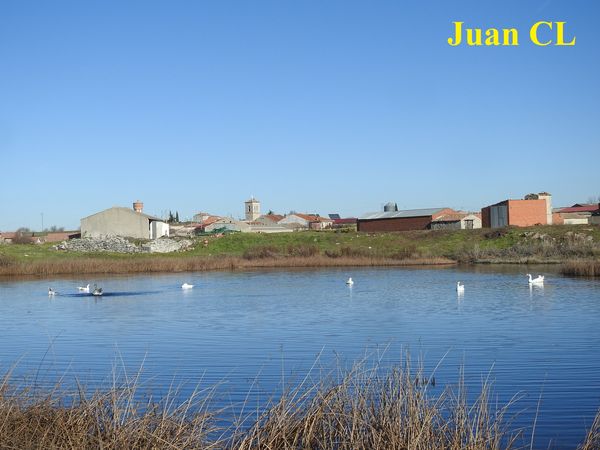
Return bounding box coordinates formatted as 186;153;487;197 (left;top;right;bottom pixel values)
340;246;372;258
325;249;341;258
286;245;319;257
243;245;279;260
0;254;16;267
391;244;419;260
12;232;33;245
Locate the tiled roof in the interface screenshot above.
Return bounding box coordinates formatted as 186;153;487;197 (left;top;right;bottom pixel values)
559;205;599;213
262;214;284;222
292;214;330;222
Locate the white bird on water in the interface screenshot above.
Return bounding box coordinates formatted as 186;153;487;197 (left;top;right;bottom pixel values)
346;277;354;286
78;284;90;293
456;281;465;293
48;288;56;296
181;283;194;289
527;274;544;285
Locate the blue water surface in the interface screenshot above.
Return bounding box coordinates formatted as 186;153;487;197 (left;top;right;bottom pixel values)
1;265;599;447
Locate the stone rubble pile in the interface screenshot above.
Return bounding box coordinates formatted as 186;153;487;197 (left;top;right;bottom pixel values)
53;236;193;254
142;238;193;253
564;231;594;242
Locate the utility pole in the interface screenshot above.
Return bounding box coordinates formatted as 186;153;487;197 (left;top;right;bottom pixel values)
41;212;44;232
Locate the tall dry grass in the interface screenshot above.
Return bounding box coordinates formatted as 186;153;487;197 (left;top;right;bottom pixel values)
0;369;219;449
561;260;600;277
0;255;455;277
2;360;600;449
231;363;519;450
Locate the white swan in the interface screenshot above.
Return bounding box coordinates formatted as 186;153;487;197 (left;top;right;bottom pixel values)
48;288;56;296
181;283;194;289
78;284;90;292
456;281;465;292
346;277;354;286
527;274;544;285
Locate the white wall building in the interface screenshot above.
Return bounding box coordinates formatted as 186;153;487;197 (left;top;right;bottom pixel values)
81;202;169;239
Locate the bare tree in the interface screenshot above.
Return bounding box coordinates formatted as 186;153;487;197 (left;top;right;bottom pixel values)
13;228;33;244
587;195;600;204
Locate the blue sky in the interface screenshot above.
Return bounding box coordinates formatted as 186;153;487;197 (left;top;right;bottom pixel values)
1;0;598;230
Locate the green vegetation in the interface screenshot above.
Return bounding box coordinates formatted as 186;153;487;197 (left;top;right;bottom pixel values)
1;225;599;276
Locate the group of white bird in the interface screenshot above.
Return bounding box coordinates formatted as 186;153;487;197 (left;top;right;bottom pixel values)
344;275;545;292
50;274;547;297
455;274;545;293
48;283;103;297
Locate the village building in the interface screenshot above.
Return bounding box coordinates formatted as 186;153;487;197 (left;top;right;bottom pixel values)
204;218;251;233
332;218;358;229
254;214;285;225
553;203;600;225
246;222;294;233
430;213;482;230
81;201;169;239
192;212;213;223
481;193;552;228
357;207;460;232
278;214;333;230
328;214;357;230
1;230;79;244
0;232;16;243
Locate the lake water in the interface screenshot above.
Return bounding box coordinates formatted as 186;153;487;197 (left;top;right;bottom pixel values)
1;265;599;447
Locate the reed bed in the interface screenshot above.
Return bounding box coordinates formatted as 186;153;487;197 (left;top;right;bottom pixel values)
0;254;455;277
2;361;600;449
561;260;600;277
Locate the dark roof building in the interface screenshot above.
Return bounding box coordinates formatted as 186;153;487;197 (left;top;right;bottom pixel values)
357;207;458;232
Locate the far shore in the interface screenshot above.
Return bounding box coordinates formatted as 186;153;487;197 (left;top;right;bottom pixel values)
1;225;599;277
0;255;458;277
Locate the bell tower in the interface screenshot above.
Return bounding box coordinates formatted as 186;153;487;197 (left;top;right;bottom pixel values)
245;197;260;221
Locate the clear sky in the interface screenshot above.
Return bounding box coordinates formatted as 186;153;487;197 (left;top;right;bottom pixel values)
1;0;598;230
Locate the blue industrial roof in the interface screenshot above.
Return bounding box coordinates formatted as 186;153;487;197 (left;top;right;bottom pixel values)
358;208;447;220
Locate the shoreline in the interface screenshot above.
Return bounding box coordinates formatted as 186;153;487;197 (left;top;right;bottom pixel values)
1;254;597;278
0;255;458;277
1;225;599;277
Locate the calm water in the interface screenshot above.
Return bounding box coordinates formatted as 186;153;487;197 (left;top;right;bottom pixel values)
1;266;600;447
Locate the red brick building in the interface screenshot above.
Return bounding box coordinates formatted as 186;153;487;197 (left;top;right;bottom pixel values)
481;194;552;228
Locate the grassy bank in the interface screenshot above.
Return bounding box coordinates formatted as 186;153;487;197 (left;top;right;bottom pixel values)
2;362;598;449
1;225;599;276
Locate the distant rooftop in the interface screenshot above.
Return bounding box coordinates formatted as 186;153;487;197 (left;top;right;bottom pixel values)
359;208;447;220
81;206;163;222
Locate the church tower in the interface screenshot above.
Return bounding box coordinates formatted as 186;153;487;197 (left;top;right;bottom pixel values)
244;197;261;221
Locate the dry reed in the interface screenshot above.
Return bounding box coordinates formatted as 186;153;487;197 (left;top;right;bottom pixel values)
0;255;455;277
2;360;599;449
561;260;600;277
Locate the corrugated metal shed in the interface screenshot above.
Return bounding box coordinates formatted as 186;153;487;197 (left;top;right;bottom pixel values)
359;208;447;220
